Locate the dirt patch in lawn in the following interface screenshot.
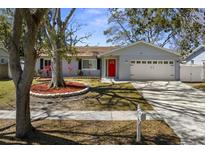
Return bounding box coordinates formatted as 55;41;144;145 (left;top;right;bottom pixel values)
186;82;205;91
31;82;87;94
0;119;180;145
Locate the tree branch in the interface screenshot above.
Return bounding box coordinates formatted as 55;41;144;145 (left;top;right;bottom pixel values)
62;8;76;31
161;31;176;47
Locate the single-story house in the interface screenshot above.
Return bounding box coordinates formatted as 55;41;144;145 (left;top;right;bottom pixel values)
1;41;181;81
184;45;205;65
0;47;10;79
99;41;180;81
35;46;117;77
36;41;181;81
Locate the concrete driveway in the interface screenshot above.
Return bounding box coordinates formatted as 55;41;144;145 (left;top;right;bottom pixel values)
132;81;205;145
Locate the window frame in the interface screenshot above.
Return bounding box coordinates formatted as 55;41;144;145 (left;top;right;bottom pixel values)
164;61;168;64
147;61;152;64
82;59;97;70
169;61;174;64
153;61;157;64
158;61;163;64
0;58;5;64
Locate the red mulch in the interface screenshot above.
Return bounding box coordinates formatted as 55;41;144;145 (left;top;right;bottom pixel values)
31;82;87;94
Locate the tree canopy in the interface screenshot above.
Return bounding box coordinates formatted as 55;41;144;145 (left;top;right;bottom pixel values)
0;10;12;48
104;8;205;55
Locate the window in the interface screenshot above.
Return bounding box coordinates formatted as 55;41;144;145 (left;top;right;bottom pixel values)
136;61;141;64
40;58;44;69
82;59;97;70
44;60;51;66
169;61;174;64
148;61;152;64
191;60;194;64
164;61;168;64
0;58;5;64
153;61;157;64
130;60;135;64
142;61;146;64
158;61;163;64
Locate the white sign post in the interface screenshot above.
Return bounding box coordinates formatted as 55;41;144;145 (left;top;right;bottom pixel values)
136;104;146;143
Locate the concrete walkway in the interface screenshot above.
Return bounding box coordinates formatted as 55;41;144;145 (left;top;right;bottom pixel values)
0;110;159;121
132;81;205;145
101;78;130;84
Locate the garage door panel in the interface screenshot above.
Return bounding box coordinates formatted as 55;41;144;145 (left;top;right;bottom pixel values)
130;60;175;80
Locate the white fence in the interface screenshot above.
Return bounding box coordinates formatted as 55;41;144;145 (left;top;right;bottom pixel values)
180;64;205;82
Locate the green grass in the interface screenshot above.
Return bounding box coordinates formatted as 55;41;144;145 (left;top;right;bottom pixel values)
0;79;39;110
0;79;15;109
64;78;153;111
0;78;153;111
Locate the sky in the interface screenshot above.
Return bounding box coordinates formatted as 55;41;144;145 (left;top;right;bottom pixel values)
61;8;112;46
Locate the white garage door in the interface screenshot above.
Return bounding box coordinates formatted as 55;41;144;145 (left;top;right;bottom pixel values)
130;60;175;80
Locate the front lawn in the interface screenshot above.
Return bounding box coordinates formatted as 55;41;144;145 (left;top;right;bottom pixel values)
0;119;180;145
68;78;153;111
0;79;39;110
0;78;153;111
30;78;153;111
0;80;15;110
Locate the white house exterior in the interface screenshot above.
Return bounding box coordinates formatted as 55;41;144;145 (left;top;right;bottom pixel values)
0;42;184;81
180;45;205;82
35;47;117;77
99;41;180;81
185;45;205;65
0;47;8;64
0;47;10;79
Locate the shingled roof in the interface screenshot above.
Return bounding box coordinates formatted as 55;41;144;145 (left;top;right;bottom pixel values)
75;46;118;56
39;46;119;57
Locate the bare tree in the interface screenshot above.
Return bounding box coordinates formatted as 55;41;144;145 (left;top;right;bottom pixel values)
45;8;76;88
8;8;47;138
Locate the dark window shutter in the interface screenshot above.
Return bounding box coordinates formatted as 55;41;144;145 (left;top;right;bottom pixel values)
48;60;51;66
45;60;48;66
78;59;82;70
97;58;101;70
40;58;43;69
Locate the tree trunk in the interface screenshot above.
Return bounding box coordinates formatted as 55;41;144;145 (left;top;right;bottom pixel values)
49;49;65;88
15;83;32;138
8;9;47;138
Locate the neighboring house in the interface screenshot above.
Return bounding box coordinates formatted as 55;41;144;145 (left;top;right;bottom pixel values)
0;47;10;79
180;45;205;82
185;45;205;65
99;41;180;81
35;46;117;77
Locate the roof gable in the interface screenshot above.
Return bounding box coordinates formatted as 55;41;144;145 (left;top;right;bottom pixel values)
185;45;205;62
99;41;179;57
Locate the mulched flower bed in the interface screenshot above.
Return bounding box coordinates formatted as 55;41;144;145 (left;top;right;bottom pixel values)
31;81;87;94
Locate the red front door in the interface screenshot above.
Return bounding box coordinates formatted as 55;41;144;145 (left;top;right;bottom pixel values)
108;59;116;77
